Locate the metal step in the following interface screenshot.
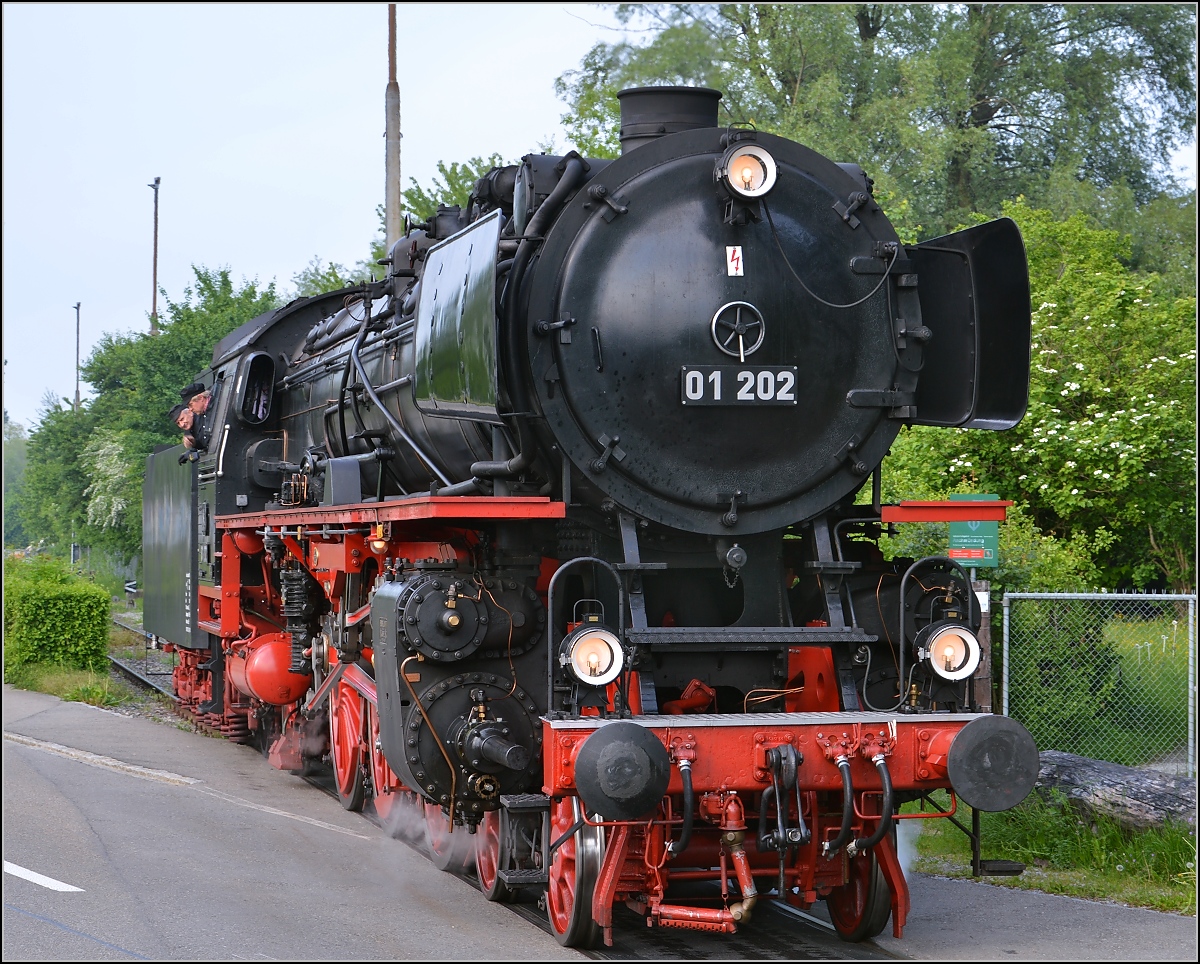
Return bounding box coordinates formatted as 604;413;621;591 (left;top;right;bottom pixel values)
499;868;548;886
978;859;1025;876
500;793;550;812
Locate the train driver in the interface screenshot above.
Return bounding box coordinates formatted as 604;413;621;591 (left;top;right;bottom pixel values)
180;382;214;450
169;403;199;462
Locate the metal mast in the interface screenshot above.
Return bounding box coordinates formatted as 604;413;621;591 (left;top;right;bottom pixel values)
148;176;160;335
385;5;402;252
74;302;81;412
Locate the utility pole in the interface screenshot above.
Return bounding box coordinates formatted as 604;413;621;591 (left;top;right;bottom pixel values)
384;4;402;252
74;302;81;412
148;176;161;335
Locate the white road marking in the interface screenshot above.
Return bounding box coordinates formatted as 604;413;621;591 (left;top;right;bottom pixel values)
4;730;370;840
4;860;85;892
194;786;370;839
3;731;200;785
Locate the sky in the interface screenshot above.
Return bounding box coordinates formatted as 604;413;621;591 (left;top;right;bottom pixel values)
1;2;630;430
2;4;1195;432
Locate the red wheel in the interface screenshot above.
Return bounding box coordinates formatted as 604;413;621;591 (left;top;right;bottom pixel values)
424;801;472;872
329;681;365;812
368;704;404;832
826;852;891;942
475;810;516;902
546;797;602;948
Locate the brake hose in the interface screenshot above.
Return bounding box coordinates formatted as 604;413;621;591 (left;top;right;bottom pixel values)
822;757;855;858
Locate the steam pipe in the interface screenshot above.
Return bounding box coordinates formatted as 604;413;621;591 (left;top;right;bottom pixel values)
726;835;759;922
822;757;855;858
846;755;895;857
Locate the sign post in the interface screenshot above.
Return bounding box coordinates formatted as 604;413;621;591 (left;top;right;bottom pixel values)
948;493;1000;568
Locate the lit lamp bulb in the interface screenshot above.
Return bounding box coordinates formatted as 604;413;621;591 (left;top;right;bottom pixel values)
368;525;389;554
720;144;778;199
922;624;981;681
562;627;624;686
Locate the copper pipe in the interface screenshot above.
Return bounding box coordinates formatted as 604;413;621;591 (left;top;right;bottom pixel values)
400;653;457;827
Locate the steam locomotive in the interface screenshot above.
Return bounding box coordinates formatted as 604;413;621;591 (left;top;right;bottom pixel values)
143;86;1039;947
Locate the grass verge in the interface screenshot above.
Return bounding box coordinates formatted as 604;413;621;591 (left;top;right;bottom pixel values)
909;790;1197;915
4;659;137;708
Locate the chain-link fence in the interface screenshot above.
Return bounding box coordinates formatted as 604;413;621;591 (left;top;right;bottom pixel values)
1002;593;1196;777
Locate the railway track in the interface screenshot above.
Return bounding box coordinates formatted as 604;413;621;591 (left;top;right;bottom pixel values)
107;615;880;960
109;616;177;698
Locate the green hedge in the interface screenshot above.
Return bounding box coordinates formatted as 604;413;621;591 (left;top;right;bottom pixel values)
4;577;110;671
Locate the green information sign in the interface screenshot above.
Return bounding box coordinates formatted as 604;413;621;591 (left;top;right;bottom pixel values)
948;493;1000;568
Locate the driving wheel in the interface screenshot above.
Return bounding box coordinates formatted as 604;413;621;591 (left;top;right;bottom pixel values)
475;810;516;902
368;704;411;836
329;680;366;812
546;796;603;948
424;801;471;871
826;851;891;942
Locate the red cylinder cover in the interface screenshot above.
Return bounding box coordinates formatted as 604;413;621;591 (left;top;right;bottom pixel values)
231;529;265;555
227;632;311;705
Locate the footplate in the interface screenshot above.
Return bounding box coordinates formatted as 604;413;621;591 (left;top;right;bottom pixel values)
499;868;549;886
500;792;550;812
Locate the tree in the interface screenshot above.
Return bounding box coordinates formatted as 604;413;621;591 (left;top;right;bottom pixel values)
883;202;1196;591
558;4;1197;236
3;408;29;548
18;392;96;553
402;155;508;222
69;268;279;555
290;256;366;298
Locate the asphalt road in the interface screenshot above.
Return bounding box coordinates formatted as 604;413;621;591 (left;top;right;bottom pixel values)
3;684;1196;961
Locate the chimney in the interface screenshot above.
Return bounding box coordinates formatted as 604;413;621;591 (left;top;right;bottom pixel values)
616;86;722;154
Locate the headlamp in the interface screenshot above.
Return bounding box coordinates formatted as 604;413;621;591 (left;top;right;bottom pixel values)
719;143;777;199
560;624;624;687
917;623;981;681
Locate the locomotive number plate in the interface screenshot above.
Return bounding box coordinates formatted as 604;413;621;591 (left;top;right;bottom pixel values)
680;366;798;406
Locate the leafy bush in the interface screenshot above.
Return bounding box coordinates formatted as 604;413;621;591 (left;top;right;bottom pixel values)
4;556;109;674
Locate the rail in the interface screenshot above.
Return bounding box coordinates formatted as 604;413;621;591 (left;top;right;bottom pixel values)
110;614;177;699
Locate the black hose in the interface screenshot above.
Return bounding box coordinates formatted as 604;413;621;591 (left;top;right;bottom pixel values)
336;339;354;455
756;783;780;852
848;757;895;856
822;758;855;859
666;761;694;858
